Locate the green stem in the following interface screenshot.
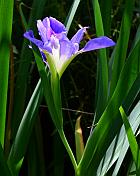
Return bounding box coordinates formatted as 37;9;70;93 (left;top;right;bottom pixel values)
58;130;77;171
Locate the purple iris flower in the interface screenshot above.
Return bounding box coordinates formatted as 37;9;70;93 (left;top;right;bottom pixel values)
24;17;115;77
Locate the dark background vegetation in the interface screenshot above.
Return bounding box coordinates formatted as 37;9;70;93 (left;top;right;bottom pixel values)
10;0;140;175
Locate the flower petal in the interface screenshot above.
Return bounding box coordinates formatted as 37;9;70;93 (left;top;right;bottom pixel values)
71;27;86;44
81;36;115;52
49;17;66;34
42;17;53;40
60;40;75;62
24;30;44;48
24;30;52;53
37;19;49;43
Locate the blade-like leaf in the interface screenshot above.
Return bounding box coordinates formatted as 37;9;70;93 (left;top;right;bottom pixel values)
77;36;140;176
97;100;140;176
0;0;14;146
91;0;108;122
109;0;135;97
99;0;112;35
8;80;42;176
33;50;63;129
12;0;48;138
33;49;77;171
65;0;81;32
119;106;140;174
0;144;12;176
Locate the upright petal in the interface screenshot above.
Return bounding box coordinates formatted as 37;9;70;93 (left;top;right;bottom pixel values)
60;40;75;62
81;36;115;52
42;17;52;40
49;17;66;34
71;27;87;44
37;20;48;43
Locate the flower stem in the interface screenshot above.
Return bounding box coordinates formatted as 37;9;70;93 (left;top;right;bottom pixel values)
58;129;78;171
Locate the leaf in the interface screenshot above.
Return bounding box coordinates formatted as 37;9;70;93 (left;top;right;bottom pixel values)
91;0;108;122
33;50;63;129
99;0;112;35
0;0;14;146
109;0;135;97
75;116;84;163
119;106;140;174
65;0;81;32
97;100;140;176
0;144;12;176
12;0;48;138
8;80;43;176
77;34;140;176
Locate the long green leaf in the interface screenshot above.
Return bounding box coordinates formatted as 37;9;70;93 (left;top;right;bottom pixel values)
33;51;63;129
119;106;140;174
8;80;42;176
97;100;140;176
0;0;14;146
33;50;77;171
99;0;112;35
65;0;81;32
109;0;135;97
77;37;140;176
97;22;140;176
12;0;47;138
91;0;108;121
0;144;12;176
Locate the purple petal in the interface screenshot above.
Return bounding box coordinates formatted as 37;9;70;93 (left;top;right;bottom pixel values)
49;17;66;34
71;27;87;44
37;20;49;43
24;30;52;53
42;17;53;40
60;40;74;61
81;36;115;52
24;30;44;48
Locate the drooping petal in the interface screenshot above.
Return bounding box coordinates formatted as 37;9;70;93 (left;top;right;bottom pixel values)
24;30;52;53
81;36;115;52
60;40;75;62
49;17;67;34
24;30;44;48
71;27;87;44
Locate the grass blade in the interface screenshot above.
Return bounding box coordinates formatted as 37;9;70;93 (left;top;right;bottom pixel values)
33;50;77;171
12;0;47;138
99;0;112;35
65;0;81;32
97;100;140;176
109;0;135;97
8;80;42;176
0;144;12;176
91;0;108;121
97;73;140;175
33;50;62;129
77;36;140;176
0;0;14;146
119;106;140;174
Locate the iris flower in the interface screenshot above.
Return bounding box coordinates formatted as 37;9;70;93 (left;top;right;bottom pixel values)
24;17;115;77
